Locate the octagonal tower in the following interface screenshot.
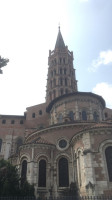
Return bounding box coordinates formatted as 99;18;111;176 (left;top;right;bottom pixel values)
46;27;78;104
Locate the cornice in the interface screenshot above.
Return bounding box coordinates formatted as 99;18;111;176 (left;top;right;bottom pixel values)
25;122;93;143
46;92;105;112
70;123;112;145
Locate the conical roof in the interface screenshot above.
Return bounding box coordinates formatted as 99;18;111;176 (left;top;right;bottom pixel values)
55;27;65;49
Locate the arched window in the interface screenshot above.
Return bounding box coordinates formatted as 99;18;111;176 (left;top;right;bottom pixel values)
59;58;62;65
71;80;73;87
53;79;56;87
64;68;66;74
51;71;53;77
60;68;62;74
105;146;112;182
53;90;56;98
21;160;27;185
65;89;68;94
59;157;69;187
82;111;87;121
2;119;6;124
54;59;57;65
93;111;98;121
69;111;74;121
49;92;52;101
38;159;46;187
54;69;56;75
0;139;2;152
16;138;23;153
39;110;42;115
58;113;63;123
60;78;63;86
50;80;52;88
65;78;67;86
32;113;35;118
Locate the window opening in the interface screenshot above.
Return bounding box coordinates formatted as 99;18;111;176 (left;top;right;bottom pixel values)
82;111;87;121
39;110;42;115
93;111;98;121
53;79;56;87
59;157;69;187
60;68;62;74
50;80;52;88
20;120;23;124
11;120;15;124
32;113;35;118
2;119;6;124
59;58;62;64
16;138;23;153
60;78;63;86
58;113;63;123
65;78;67;86
53;90;56;98
38;160;46;187
60;89;63;96
63;58;65;64
21;160;27;185
105;146;112;182
64;68;66;74
0;139;2;152
69;111;74;121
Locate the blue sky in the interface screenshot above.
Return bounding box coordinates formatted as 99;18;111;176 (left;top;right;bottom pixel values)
0;0;112;115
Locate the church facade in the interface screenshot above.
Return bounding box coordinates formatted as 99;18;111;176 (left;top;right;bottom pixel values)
0;28;112;197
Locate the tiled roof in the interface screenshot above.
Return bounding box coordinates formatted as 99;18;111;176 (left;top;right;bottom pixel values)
33;137;54;145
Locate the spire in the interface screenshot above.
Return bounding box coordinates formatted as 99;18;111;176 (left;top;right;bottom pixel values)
55;26;65;49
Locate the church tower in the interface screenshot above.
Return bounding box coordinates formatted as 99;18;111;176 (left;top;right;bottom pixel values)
46;27;78;104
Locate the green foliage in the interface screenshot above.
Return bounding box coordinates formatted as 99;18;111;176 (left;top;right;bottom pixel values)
20;181;35;196
0;56;9;74
0;159;34;196
62;182;79;197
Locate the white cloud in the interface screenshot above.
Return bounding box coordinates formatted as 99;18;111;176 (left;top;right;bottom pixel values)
88;50;112;72
92;82;112;109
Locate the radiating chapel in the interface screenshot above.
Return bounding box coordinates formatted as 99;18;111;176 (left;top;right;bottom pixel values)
0;28;112;197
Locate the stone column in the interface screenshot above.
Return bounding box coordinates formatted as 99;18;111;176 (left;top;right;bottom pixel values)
83;132;96;195
29;147;34;184
53;161;58;197
4;135;13;160
98;106;102;121
75;101;79;120
89;102;93;120
54;107;57;124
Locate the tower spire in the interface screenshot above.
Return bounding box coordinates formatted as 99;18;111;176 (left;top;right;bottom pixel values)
46;28;78;104
55;26;65;49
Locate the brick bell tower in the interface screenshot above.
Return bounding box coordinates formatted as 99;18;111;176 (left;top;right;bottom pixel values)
46;27;78;104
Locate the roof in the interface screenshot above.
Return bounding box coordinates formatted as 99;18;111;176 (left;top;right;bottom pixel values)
46;91;106;112
55;27;65;49
32;136;54;145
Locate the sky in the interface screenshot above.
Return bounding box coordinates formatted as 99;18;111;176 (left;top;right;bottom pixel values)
0;0;112;115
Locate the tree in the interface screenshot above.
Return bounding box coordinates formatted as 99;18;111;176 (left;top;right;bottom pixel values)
62;182;79;198
0;159;34;196
0;56;9;74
